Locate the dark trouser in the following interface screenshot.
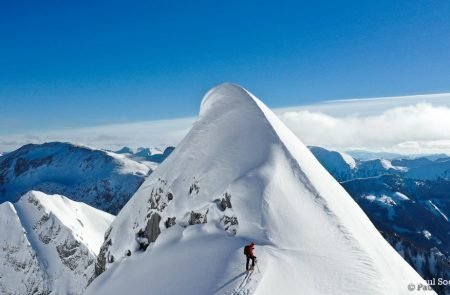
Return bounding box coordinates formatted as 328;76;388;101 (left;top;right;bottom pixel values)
246;255;255;270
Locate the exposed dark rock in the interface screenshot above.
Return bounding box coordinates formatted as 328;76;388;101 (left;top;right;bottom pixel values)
13;156;53;178
93;239;111;280
188;210;208;225
189;181;200;195
136;212;162;251
216;192;232;211
30;156;53;169
104;227;112;241
148;180;171;212
164;217;176;228
35;215;61;245
56;240;88;271
221;215;238;235
14;158;29;177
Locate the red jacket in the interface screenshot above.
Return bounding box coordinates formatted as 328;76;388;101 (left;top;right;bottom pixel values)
248;245;255;257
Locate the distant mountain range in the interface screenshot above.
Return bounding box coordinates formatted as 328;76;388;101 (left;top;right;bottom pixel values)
346;149;449;161
0;140;448;292
309;146;450;295
114;146;175;164
0;142;151;214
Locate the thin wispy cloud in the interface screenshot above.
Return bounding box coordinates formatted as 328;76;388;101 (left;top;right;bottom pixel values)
0;118;195;152
1;93;450;155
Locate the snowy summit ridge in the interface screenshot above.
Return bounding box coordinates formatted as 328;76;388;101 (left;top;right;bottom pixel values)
88;83;434;295
0;191;114;295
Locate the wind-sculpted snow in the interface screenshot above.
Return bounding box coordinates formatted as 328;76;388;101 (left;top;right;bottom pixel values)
0;142;150;214
88;83;433;295
0;191;114;295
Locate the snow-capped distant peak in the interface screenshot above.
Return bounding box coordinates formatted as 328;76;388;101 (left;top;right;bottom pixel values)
88;83;433;295
0;141;150;214
114;146;135;154
381;159;394;169
380;159;408;171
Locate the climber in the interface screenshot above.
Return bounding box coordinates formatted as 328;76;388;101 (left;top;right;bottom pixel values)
244;242;256;271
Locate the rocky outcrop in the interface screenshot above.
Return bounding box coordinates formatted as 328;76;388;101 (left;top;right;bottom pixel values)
0;203;49;295
94;178;241;279
137;212;162;250
0;191;114;295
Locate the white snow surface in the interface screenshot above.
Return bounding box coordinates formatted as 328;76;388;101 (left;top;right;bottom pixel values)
394;192;410;201
0;191;114;295
380;159;407;171
340;151;357;169
426;200;449;222
16;190;115;254
87;83;433;295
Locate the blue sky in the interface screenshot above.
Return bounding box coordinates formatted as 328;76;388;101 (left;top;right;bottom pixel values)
1;1;450;137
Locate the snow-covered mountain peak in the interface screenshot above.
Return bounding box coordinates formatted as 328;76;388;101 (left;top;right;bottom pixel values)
0;191;114;295
0;141;150;214
199;83;258;116
89;84;434;294
18;190;114;255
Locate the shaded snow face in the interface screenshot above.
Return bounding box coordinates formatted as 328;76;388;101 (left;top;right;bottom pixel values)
89;83;432;295
0;191;114;295
0;142;150;214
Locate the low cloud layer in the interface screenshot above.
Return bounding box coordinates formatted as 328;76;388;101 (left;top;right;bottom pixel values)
278;103;450;154
1;93;450;155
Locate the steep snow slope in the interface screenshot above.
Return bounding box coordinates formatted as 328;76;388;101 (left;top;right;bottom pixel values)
0;142;150;214
88;83;433;295
0;202;45;295
0;191;114;295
